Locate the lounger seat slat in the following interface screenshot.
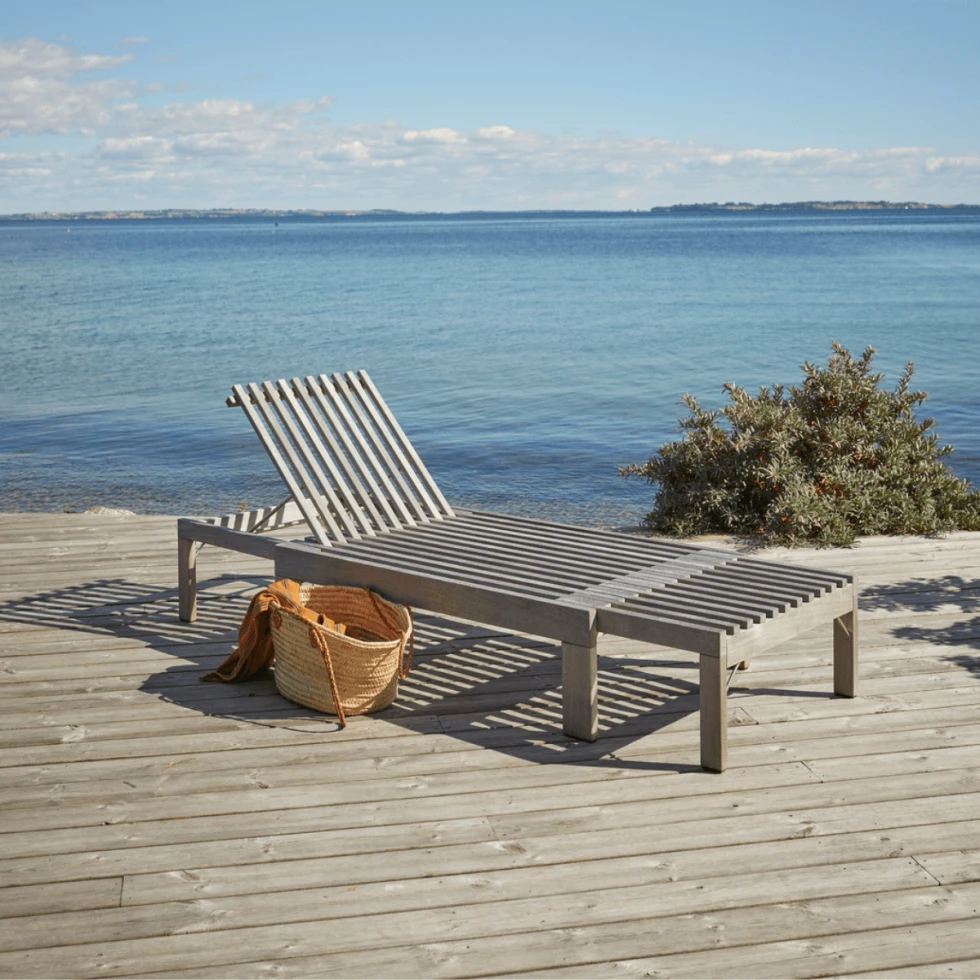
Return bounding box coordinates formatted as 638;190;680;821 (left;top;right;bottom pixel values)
658;579;785;618
622;579;776;622
735;554;853;585
463;508;771;569
343;538;600;595
616;594;754;632
339;542;572;599
693;567;820;605
182;368;860;772
720;560;845;591
559;576;763;628
348;537;607;592
461;509;734;564
677;576;794;613
451;519;738;577
464;508;853;589
382;519;662;583
402;516;663;577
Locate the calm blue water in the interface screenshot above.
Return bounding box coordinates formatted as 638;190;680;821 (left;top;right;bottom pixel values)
1;211;978;526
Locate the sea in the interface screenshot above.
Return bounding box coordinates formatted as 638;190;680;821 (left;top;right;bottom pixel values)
1;210;978;527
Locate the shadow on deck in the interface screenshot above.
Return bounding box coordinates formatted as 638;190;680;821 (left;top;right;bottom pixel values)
9;569;978;772
862;574;980;677
0;575;714;772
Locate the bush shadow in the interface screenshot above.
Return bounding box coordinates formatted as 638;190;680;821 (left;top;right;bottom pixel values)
861;573;980;678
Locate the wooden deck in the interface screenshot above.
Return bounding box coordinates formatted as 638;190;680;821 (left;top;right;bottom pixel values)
1;512;979;979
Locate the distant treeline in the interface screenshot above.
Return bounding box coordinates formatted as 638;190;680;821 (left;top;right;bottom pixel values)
4;202;980;221
650;201;980;213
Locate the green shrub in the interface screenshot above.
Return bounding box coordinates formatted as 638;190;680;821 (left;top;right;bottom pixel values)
621;344;980;546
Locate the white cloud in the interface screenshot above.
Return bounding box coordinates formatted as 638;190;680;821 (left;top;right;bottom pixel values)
0;39;131;79
1;38;978;211
98;136;173;160
925;155;980;175
476;126;517;140
0;39;134;138
403;127;466;144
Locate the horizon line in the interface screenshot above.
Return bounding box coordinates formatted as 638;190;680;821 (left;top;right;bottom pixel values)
4;200;980;221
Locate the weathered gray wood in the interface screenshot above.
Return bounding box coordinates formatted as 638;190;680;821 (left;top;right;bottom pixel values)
0;878;122;919
319;371;418;528
282;385;383;536
835;579;860;697
176;534;196;622
125;889;980;978
174;372;866;769
117;815;980;909
512;915;980;979
357;370;455;518
206;499;304;533
725;582;856;660
0;856;934;957
261;380;357;541
4;511;980;976
561;639;598;741
232;382;331;546
177;517;278;560
346;370;442;521
700;641;728;772
275;539;597;647
595;604;725;655
301;375;401;530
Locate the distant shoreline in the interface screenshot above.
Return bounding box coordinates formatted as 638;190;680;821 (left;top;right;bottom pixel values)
4;201;980;222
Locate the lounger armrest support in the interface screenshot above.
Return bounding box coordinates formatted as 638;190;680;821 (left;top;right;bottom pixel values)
178;518;279;560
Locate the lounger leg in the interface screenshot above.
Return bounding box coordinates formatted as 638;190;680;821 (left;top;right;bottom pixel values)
562;640;598;742
178;536;198;623
700;652;728;773
834;586;859;698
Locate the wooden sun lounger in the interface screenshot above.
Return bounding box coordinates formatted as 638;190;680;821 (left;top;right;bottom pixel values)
178;371;858;771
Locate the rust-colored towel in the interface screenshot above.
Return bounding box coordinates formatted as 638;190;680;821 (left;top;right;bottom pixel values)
201;579;345;683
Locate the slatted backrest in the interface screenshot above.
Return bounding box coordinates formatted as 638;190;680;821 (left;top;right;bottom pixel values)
227;370;455;546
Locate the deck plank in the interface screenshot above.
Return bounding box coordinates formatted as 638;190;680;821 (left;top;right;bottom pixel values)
0;512;979;978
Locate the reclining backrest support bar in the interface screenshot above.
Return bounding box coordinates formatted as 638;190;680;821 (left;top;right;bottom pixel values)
227;370;455;547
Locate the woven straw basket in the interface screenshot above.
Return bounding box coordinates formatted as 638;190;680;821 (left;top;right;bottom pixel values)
270;584;413;725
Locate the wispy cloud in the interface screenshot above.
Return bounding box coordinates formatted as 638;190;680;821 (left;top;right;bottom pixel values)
0;39;134;139
1;39;977;211
924;155;980;177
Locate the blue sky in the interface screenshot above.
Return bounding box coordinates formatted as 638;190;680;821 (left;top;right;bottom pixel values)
2;0;979;211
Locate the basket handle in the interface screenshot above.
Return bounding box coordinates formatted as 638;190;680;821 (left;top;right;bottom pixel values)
271;598;348;728
366;590;414;679
307;625;347;728
400;606;414;679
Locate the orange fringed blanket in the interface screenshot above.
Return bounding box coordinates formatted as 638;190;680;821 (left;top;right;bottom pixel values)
201;579;345;683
